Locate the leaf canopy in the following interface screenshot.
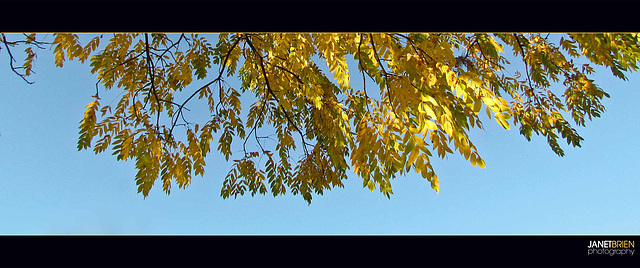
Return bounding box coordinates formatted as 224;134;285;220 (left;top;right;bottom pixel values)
3;32;639;203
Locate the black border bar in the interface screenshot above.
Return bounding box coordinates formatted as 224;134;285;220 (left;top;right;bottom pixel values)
0;235;637;267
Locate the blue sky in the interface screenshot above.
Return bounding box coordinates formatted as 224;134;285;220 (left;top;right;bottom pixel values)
0;33;638;234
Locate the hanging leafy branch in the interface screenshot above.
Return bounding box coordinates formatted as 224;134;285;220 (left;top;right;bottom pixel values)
2;32;639;203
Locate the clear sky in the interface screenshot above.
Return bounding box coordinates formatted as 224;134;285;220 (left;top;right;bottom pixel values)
0;33;638;234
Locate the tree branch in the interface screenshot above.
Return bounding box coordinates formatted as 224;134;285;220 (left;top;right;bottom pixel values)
144;33;162;134
513;33;536;101
156;33;185;67
273;65;304;85
1;33;34;84
369;34;394;105
244;92;270;155
169;34;241;135
244;34;311;156
357;33;372;114
93;50;146;99
395;33;435;64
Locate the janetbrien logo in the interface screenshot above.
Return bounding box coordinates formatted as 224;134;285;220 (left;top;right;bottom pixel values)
587;240;635;256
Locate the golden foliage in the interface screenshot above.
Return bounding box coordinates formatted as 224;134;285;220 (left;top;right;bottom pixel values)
5;33;639;202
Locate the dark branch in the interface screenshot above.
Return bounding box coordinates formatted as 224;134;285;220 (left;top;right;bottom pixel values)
273;65;304;85
395;33;435;64
157;34;185;62
144;33;162;134
357;33;372;113
245;34;311;156
369;34;394;104
169;34;241;135
1;33;34;84
244;93;270;155
513;33;536;101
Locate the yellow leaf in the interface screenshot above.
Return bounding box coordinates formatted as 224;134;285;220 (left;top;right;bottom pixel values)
478;157;486;169
490;37;504;53
446;71;457;87
455;84;465;98
407;145;420;167
280;97;292;111
495;112;511;120
427;73;437;87
422;103;437;119
414;154;425;172
482;97;496;107
421;169;430;179
353;163;361;175
496;116;510;130
367;180;376;192
392;159;404;172
431;175;439;193
423;120;438;132
442;121;453;136
473;99;482;113
467;77;483;89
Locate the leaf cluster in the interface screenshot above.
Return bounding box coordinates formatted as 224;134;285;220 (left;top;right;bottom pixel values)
4;33;639;203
